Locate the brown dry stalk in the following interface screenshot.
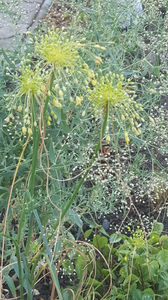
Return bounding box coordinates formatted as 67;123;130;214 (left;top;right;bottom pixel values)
0;135;30;300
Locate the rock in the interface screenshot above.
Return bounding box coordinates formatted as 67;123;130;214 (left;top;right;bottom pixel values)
102;218;110;231
115;0;143;28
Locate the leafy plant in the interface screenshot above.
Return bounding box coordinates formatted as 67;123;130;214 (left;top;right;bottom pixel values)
71;222;168;299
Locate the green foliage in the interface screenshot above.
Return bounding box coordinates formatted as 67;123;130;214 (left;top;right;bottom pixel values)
60;222;168;299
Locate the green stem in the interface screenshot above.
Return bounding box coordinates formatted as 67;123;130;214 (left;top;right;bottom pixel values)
16;244;24;300
28;97;40;196
51;103;109;233
25;71;55;254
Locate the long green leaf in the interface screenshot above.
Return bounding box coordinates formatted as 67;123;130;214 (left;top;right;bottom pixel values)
33;209;63;300
22;254;33;300
5;275;16;297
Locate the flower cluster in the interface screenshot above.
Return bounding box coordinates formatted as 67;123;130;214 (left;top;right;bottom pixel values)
87;72;144;144
35;28;81;68
5;27;84;136
4;64;45;136
131;227;146;248
18;64;45;96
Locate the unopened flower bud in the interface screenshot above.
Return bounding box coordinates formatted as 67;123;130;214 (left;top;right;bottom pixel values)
18;105;22;112
124;132;130;145
106;135;110;144
22;127;27;135
28;128;32;136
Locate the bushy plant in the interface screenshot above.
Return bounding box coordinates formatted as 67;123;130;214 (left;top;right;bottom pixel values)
60;222;168;299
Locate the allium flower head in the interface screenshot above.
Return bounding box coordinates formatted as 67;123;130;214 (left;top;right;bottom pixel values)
19;65;44;96
35;28;80;67
88;72;144;138
88;73;134;109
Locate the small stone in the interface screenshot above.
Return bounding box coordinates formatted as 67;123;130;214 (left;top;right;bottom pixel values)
102;219;110;231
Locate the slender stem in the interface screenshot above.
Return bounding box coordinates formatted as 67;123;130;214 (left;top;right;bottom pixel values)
28;96;40;196
51;103;109;233
25;71;55;255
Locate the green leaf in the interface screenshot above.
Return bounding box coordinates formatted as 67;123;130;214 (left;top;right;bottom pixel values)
149;260;159;278
62;260;74;275
75;255;86;280
22;254;33;300
87;278;101;287
99;226;109;237
123;274;139;286
84;229;93;239
148;232;160;244
68;209;83;229
33;210;63;300
130;288;142;300
93;235;108;249
160;235;168;249
152;221;163;235
110;233;122;244
157;249;168;267
158;271;168;291
1;48;16;69
142;288;155;300
5;275;16;297
119;266;128;278
62;290;73;300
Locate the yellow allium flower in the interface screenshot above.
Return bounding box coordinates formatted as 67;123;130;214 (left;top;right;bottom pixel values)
19;65;44;96
88;73;143;138
88;73;131;109
35;29;80;67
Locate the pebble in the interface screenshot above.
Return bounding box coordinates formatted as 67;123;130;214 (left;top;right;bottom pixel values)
103;218;110;231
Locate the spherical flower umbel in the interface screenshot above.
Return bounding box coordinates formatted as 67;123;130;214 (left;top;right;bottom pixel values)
87;72;144;143
35;28;81;68
88;73;135;109
18;65;44;96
